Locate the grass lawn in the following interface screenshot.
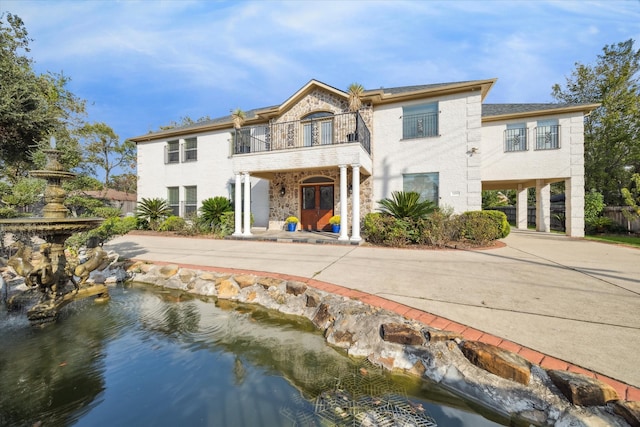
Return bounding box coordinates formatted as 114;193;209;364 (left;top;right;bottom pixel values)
585;234;640;248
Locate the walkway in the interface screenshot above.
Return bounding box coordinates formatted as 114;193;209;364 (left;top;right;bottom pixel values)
105;230;640;399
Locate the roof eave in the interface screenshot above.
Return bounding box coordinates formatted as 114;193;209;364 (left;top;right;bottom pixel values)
363;78;497;105
481;103;601;123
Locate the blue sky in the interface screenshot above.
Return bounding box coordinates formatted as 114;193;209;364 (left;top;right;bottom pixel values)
3;0;639;145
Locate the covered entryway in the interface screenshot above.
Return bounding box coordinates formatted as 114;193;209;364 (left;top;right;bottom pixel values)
300;177;334;231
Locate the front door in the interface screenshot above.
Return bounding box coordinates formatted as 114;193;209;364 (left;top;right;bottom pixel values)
301;185;334;231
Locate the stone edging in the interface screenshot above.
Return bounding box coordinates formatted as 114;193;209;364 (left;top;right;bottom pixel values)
128;260;640;427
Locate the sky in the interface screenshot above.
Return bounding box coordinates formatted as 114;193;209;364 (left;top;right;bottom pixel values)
2;0;640;146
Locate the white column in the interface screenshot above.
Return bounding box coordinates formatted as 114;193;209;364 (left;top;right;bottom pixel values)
536;179;551;233
242;172;252;236
516;184;528;230
338;165;349;241
350;164;361;242
233;173;242;236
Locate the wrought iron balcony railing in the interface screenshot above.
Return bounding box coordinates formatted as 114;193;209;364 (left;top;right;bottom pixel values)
535;125;560;150
504;127;528;152
233;112;370;155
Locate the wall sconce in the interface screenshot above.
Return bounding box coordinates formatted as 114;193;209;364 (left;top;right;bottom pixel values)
470;147;479;154
280;186;286;196
348;184;353;195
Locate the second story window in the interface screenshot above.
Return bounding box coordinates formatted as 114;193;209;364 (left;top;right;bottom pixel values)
504;123;528;152
183;138;197;162
536;119;560;150
165;140;179;164
403;103;438;139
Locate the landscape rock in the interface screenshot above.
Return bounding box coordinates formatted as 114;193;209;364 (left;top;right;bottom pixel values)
461;340;531;385
311;303;333;330
179;269;196;284
234;274;256;288
547;369;619;406
610;400;640;427
305;291;320;307
216;278;240;299
285;281;307;296
424;327;463;342
380;323;425;345
257;277;283;289
158;264;179;278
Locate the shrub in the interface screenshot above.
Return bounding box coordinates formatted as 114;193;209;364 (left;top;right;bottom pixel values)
159;215;187;232
135;198;172;231
458;211;502;246
199;197;233;230
216;211;254;237
218;211;236;236
65;216;137;251
585;216;615;234
329;215;340;225
378;191;436;221
482;210;511;238
0;207;19;218
90;206;123;218
584;190;605;222
416;208;460;247
362;213;413;247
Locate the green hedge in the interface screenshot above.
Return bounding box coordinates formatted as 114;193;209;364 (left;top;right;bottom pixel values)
362;209;509;248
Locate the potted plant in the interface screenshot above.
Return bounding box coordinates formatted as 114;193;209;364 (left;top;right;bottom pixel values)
285;216;298;232
329;215;341;233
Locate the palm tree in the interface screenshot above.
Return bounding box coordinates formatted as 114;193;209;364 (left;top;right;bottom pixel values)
347;83;365;112
231;108;246;129
377;191;436;221
135;197;173;231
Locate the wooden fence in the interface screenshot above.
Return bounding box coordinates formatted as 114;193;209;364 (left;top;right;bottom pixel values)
487;206;639;233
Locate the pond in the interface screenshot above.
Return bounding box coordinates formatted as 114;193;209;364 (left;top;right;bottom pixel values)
0;283;507;426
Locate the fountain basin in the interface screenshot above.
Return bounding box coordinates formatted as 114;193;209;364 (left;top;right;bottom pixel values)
0;217;104;238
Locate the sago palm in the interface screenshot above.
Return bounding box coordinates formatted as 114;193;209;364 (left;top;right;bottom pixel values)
377;191;436;221
135;198;173;231
199;197;233;229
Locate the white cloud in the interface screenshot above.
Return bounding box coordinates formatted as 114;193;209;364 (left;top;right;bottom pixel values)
2;0;639;138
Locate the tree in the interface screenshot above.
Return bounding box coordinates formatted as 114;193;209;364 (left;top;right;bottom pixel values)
552;39;640;204
0;177;45;212
0;13;85;171
109;173;137;194
347;83;364;112
157;115;212;131
76;122;136;191
231;108;246;129
621;173;640;221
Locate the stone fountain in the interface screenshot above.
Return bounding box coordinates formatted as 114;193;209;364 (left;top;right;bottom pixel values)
0;140;112;323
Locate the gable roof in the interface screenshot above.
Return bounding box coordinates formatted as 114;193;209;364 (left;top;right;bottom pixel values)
128;78;496;143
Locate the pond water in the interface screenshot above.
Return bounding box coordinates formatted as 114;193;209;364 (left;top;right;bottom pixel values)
0;283;507;427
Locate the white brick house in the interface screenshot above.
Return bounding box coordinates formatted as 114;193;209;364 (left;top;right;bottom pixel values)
131;79;598;238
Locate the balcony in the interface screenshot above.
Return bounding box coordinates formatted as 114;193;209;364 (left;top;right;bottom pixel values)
232;112;370;156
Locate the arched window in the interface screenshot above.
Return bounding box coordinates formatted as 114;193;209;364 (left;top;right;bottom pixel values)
301;111;334;146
